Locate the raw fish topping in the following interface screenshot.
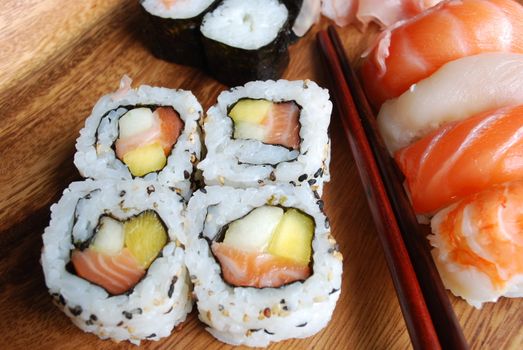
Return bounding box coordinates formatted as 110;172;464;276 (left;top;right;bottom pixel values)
361;0;523;108
395;105;523;214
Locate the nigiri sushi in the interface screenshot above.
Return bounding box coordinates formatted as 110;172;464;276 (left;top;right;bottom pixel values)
377;53;523;153
395;105;523;214
361;0;523;108
430;181;523;308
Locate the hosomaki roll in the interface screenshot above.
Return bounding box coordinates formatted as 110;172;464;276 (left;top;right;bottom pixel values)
41;179;192;344
200;0;291;86
74;76;202;200
140;0;220;67
198;79;332;195
184;185;343;347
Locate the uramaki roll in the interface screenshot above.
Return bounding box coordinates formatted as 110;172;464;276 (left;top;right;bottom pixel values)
74;76;202;200
41;179;192;344
184;185;342;347
198;79;332;195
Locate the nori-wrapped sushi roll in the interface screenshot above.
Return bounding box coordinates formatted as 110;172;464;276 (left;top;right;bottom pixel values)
140;0;220;67
200;0;292;86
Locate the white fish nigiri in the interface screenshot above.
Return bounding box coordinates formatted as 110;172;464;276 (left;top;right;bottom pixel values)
429;181;523;308
377;53;523;153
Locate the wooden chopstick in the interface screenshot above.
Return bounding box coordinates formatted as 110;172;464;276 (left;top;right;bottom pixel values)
317;30;440;350
319;26;468;350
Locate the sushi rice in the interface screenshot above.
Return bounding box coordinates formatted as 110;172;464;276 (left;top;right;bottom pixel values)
184;185;342;347
41;179;192;344
198;79;332;194
74;76;202;200
141;0;217;19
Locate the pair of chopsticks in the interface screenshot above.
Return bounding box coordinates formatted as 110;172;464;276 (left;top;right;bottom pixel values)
317;26;468;350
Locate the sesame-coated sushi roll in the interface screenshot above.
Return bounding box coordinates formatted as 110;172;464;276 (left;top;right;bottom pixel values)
140;0;220;67
74;77;202;200
41;179;192;344
185;185;342;347
198;79;332;195
200;0;291;86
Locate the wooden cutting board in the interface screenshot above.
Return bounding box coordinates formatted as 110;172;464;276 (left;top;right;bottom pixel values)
1;1;521;349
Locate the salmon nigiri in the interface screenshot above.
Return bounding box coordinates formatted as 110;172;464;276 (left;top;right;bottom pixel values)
228;99;301;150
430;181;523;307
395;104;523;214
377;53;523;153
211;206;314;288
361;0;523;108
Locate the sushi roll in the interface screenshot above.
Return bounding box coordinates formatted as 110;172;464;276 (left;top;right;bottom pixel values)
200;0;291;86
41;179;192;344
140;0;220;67
184;185;343;347
429;181;523;308
198;79;332;194
74;76;202;200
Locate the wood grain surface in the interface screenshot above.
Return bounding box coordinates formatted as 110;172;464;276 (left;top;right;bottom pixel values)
0;1;522;349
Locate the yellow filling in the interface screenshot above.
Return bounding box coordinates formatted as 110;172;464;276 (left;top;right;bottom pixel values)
123;142;166;177
124;211;168;269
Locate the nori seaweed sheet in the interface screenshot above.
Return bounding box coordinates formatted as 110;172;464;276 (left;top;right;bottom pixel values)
139;1;220;68
202;21;291;86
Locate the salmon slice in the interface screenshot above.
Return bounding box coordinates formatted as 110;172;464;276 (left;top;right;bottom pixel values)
155;106;184;154
115;107;183;159
263;102;300;150
430;181;523;306
361;0;523;108
211;242;311;288
395;105;523;214
71;248;145;295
